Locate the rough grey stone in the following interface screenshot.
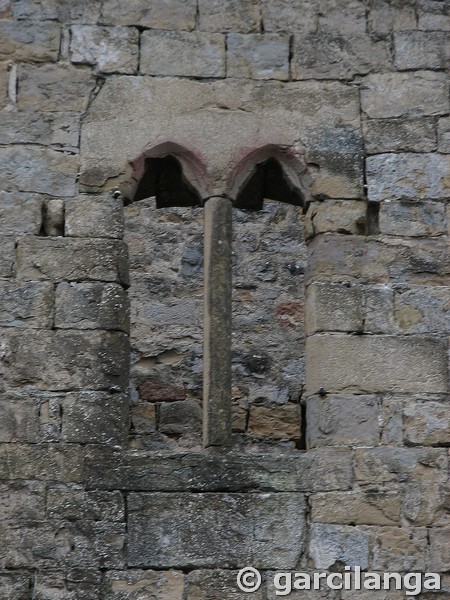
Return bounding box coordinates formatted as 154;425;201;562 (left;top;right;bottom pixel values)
0;443;85;482
85;448;353;492
199;0;259;32
363;286;396;334
261;0;317;32
310;491;401;526
362;117;437;154
0;20;60;62
304;200;367;238
187;570;264;600
438;116;450;153
128;492;305;568
0;572;31;600
61;391;128;445
13;0;102;23
33;569;103;600
394;286;450;334
292;33;389;80
140;31;225;77
47;488;124;521
0;481;45;520
103;570;184;600
361;72;449;119
0;235;15;278
159;399;202;437
2;330;129;392
306;394;380;447
227;33;290;80
0;146;78;197
429;529;450;572
0;111;80;149
70;25;139;74
309;524;370;569
370;527;428;572
0;191;43;234
55;282;129;331
0;61;9;110
17;237;129;285
0;281;53;328
306;334;448;395
65;195;124;239
305;282;362;334
17;63;94;112
403;401;450;446
394;31;450;70
367;153;450;201
379;201;446;237
100;0;197;30
318;0;367;33
368;1;416;35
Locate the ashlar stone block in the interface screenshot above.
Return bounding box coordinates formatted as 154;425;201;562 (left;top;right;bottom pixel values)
198;0;259;32
308;524;369;569
367;153;450;201
310;491;401;526
305;282;362;334
140;31;225;77
103;570;184;600
394;31;450;70
100;0;197;30
0;191;43;235
227;33;290;80
0;281;53;328
128;492;306;569
362;117;437;154
306;334;448;395
17;236;129;285
361;72;449;119
65;195;124;239
70;25;139;74
261;0;317;32
403;401;450;446
0;20;60;62
0;111;80;149
379;200;446;237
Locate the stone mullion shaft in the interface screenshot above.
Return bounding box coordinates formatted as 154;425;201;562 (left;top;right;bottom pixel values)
203;196;233;448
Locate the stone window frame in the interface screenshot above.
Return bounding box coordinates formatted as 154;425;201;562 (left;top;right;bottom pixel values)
124;142;311;448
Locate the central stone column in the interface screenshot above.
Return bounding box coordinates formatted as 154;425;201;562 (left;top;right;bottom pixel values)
203;196;233;447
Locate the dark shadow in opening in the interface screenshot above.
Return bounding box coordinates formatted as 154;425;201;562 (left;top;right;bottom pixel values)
234;158;305;211
131;155;202;208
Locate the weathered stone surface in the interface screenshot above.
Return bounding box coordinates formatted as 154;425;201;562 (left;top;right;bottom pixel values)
158;399;202;436
0;111;80;149
307;234;450;286
130;403;156;435
61;391;128;444
0;572;31;600
261;0;317;32
227;34;290;80
103;570;184;600
0;191;43;234
367;153;450;201
0;443;84;482
65;195;124;239
379;200;446;237
363;286;396;334
0;146;78;197
33;569;103;600
55;282;128;331
70;26;139;74
100;0;196;29
310;491;401;526
306;334;448;395
187;570;264;600
370;527;428;572
128;492;305;568
438;116;450;153
199;0;259;32
17;237;129;285
13;0;102;23
0;20;60;63
138;378;186;402
305;282;362;334
306;395;380;447
86;448;353;492
395;31;450;70
305;200;367;238
368;1;416;35
292;33;389;80
309;524;370;569
17;64;94;112
318;0;367;33
0;281;53;328
248;404;300;440
140;31;225;77
267;573;340;599
80;77;361;198
0;481;45;520
47;488;124;521
394;286;450;334
0;520;125;569
0;235;14;279
403;401;450;446
2;330;129;391
361;72;449;118
362;117;437;154
0;61;9;110
429;528;450;572
355;447;448;486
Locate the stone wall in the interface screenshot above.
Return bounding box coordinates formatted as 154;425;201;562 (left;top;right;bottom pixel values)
0;0;449;598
